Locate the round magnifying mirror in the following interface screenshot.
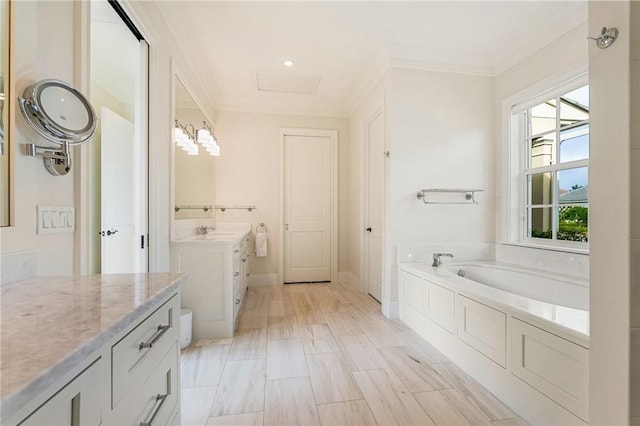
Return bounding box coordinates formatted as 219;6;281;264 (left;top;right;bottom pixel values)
19;79;97;145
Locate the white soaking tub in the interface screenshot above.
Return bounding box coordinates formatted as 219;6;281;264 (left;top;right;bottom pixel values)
398;260;589;425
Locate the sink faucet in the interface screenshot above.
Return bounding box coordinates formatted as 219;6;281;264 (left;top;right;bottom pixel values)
196;225;216;235
432;253;453;267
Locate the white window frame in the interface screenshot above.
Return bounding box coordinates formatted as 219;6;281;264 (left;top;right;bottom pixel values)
500;67;589;254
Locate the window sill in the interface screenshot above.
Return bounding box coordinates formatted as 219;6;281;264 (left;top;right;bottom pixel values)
498;241;589;256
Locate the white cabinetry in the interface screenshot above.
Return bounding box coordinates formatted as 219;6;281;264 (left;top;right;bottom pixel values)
399;270;455;334
109;295;180;424
398;267;589;424
11;293;181;426
511;318;588;420
456;294;506;367
171;232;251;339
19;359;102;426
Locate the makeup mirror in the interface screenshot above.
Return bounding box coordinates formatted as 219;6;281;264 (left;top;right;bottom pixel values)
19;79;97;176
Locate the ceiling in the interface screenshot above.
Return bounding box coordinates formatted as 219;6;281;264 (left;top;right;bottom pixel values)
156;1;587;118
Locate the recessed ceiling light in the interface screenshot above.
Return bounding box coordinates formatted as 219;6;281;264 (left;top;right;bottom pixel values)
283;60;294;67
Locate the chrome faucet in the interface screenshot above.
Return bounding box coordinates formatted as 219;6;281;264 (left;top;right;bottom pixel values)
196;225;216;235
432;253;453;267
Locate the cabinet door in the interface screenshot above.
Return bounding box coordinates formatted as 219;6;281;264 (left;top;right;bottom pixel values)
456;295;506;367
424;281;455;334
399;271;425;314
19;359;102;426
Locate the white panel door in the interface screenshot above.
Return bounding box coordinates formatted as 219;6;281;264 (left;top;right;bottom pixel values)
101;107;137;273
366;111;384;301
284;135;331;283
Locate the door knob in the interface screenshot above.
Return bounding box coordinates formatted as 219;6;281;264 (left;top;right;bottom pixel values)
106;229;119;236
366;227;372;232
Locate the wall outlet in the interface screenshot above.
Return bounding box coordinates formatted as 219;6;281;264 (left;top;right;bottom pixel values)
37;205;75;234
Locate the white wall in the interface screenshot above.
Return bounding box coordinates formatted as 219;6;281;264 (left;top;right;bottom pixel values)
588;2;633;423
347;73;389;290
384;67;495;315
213;110;349;282
0;1;76;278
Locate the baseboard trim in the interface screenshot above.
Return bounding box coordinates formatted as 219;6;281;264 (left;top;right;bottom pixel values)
248;273;280;287
338;271;360;290
382;300;400;319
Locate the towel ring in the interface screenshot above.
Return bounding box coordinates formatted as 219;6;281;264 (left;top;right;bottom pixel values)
256;222;268;233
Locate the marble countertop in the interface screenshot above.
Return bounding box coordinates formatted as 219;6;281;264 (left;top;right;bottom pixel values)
0;272;186;422
399;262;589;347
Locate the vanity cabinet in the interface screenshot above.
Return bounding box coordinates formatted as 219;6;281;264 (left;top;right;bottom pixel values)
171;232;252;339
3;275;183;426
18;359;103;426
108;295;180;425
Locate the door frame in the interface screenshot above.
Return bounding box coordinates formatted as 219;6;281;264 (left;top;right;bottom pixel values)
363;107;385;301
279;128;338;285
75;1;150;274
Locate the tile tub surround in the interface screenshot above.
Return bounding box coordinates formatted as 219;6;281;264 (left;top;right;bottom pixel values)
496;243;589;280
0;272;186;422
397;243;495;264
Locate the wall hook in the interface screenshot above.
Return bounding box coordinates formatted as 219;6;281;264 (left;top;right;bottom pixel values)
587;26;618;49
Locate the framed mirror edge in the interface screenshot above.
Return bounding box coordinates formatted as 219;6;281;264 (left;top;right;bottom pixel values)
170;57;217;226
1;0;14;227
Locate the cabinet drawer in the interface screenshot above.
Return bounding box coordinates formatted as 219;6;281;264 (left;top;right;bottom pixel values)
19;358;102;426
112;295;179;409
456;295;506;367
115;343;179;426
511;318;589;421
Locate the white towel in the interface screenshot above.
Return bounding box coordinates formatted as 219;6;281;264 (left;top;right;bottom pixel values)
255;232;268;257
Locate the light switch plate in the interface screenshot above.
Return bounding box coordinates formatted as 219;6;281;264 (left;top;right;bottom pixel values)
37;205;76;234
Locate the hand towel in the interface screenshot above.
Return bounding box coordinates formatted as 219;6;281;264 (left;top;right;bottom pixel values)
255;232;267;257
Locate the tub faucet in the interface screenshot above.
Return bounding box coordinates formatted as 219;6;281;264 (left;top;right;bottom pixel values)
432;253;453;267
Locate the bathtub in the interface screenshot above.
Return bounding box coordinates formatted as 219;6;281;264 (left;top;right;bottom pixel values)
398;260;590;425
447;262;588;310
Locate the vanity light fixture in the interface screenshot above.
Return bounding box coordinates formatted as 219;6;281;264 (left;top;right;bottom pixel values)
174;120;199;155
196;121;221;157
184;124;198;156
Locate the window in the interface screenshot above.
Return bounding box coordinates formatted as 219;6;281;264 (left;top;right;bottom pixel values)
516;84;589;246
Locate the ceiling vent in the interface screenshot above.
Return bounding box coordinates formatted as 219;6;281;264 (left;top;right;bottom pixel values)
256;73;320;95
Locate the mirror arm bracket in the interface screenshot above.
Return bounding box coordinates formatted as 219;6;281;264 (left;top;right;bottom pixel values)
26;142;72;176
26;143;70;161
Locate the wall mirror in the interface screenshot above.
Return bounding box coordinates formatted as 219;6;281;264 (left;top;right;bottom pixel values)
0;0;10;226
173;75;216;219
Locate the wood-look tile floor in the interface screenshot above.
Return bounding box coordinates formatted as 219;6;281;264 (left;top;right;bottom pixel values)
180;284;529;426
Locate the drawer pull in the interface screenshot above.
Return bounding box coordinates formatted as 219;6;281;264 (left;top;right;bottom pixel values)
139;393;168;426
246;273;250;277
234;249;240;253
234;272;240;277
235;298;240;305
139;324;170;350
242;257;248;263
